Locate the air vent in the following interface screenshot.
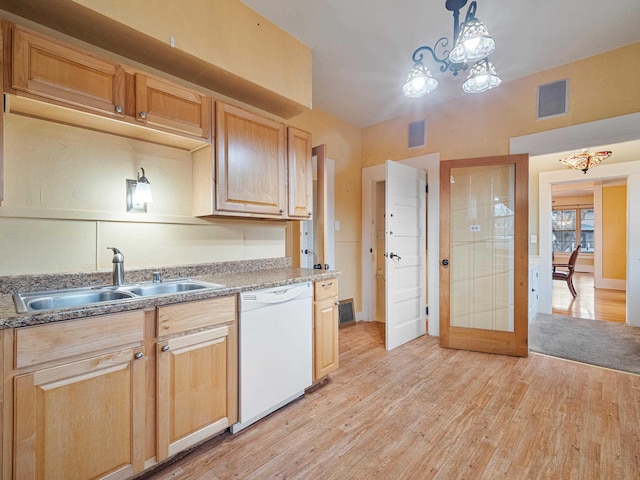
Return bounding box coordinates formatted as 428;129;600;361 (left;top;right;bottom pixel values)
537;79;567;119
338;298;355;327
408;120;426;148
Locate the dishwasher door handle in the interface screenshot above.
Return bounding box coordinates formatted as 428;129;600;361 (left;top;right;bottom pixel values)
253;286;309;304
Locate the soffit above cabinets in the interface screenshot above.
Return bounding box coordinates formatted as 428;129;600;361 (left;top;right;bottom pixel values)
0;0;312;119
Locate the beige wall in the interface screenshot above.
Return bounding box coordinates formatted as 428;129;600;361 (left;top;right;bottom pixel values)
289;108;363;307
362;43;640;165
601;185;627;279
0;114;285;275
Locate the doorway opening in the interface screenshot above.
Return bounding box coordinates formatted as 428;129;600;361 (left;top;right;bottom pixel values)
550;179;627;323
300;146;335;271
361;153;440;343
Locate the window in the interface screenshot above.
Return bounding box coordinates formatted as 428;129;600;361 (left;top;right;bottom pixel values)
552;208;594;253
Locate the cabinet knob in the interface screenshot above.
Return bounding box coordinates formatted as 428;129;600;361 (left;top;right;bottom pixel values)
134;352;144;360
307;212;312;217
161;345;170;352
140;111;147;119
115;105;123;114
279;209;285;215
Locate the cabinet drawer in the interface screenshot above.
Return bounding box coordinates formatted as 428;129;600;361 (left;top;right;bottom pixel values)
157;295;236;337
15;310;145;369
314;279;338;301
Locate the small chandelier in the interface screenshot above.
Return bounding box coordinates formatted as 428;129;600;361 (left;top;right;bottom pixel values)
559;149;612;174
403;0;501;98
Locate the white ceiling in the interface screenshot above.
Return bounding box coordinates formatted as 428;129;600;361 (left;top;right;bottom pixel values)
241;0;640;128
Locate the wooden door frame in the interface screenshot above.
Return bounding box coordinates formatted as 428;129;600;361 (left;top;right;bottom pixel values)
440;154;529;357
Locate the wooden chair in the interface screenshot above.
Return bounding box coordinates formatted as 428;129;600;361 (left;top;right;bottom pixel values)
552;244;581;298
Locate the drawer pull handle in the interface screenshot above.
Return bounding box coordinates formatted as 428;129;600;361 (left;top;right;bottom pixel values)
134;352;144;360
161;345;170;352
322;282;333;287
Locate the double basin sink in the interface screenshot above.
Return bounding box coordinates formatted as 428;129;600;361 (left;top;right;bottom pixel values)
14;278;226;313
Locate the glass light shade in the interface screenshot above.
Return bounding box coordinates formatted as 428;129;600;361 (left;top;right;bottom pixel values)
449;18;495;64
559;150;611;174
462;59;502;93
133;180;153;203
403;62;438;97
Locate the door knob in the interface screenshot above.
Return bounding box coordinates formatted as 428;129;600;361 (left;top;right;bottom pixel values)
442;259;449;266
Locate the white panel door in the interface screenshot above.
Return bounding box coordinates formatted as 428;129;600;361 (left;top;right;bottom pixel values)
385;160;427;350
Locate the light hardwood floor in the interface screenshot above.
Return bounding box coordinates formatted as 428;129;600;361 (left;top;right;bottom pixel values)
140;322;640;480
552;272;626;322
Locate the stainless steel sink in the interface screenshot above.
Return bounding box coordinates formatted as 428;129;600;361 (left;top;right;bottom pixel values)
14;288;137;313
13;279;226;313
121;279;225;297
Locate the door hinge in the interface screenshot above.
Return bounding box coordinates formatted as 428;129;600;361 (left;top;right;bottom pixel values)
425;184;429;193
426;305;429;315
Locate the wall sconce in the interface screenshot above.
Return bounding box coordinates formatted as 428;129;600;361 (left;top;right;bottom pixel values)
126;167;153;212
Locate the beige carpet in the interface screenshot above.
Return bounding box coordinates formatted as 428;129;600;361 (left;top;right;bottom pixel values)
529;314;640;375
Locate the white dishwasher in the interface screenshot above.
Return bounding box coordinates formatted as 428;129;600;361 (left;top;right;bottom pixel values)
231;282;313;433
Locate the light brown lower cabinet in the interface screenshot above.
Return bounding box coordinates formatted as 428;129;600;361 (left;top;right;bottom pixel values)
12;311;146;480
156;296;237;461
5;295;238;479
313;279;340;381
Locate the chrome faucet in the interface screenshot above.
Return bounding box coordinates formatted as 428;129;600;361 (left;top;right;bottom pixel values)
107;247;125;286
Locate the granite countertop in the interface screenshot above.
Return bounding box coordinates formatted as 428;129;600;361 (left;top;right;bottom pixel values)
0;258;340;329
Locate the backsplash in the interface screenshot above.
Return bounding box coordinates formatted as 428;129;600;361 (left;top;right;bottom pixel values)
0;257;291;294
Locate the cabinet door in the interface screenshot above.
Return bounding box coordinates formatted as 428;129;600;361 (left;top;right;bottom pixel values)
14;348;145;480
287;127;313;219
216;102;287;216
12;27;125;118
157;325;237;461
313;297;339;380
135;73;211;140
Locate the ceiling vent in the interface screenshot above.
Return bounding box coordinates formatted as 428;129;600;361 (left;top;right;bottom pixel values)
408;120;426;148
537;79;568;119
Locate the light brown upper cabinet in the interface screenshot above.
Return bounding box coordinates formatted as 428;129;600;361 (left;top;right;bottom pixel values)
5;24;210;150
287;127;313;219
11;26;126;118
215;102;287;217
193;102;312;220
134;73;210;140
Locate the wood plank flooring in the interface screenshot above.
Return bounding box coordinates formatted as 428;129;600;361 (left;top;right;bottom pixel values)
139;322;640;480
552;272;626;323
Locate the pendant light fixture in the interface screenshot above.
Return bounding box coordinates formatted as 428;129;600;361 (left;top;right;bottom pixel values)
559;149;612;174
403;0;501;98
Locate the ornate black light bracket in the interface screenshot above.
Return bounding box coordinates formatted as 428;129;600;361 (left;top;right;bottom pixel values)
410;0;478;76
